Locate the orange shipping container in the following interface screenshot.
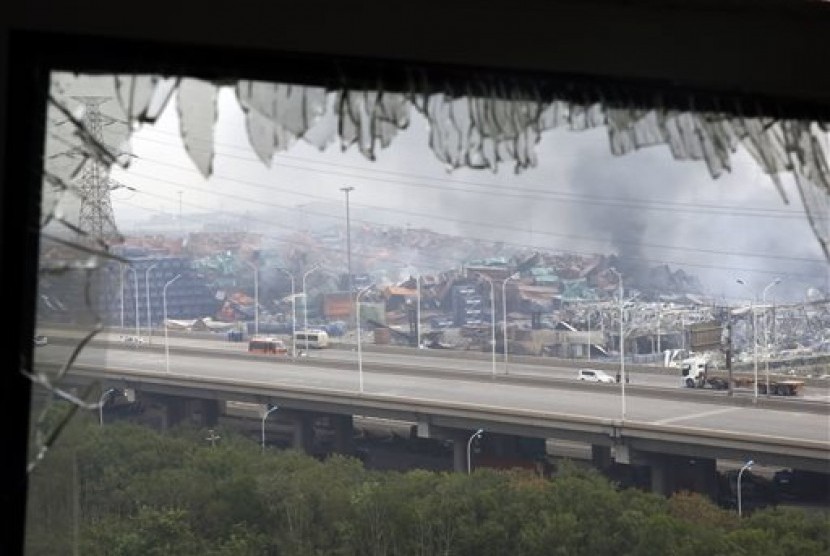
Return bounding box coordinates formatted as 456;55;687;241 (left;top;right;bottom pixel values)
323;293;352;319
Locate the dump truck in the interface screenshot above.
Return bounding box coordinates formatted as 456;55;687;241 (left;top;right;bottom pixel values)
679;356;805;396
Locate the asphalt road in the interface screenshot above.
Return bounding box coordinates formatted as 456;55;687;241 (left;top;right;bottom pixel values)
37;327;830;402
34;340;830;445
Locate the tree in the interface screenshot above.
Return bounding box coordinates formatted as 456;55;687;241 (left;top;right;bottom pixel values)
81;507;205;556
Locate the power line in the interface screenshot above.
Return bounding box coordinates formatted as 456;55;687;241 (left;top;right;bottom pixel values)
107;124;826;276
133;129;809;220
117;162;826;266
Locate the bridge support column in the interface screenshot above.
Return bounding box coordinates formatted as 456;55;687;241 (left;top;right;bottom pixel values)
150;396;224;431
643;453;718;499
330;414;354;456
160;397;187;431
648;455;671;497
486;433;520;458
415;421;487;473
452;437;467;473
592;445;613;470
205;399;223;427
290;412;315;454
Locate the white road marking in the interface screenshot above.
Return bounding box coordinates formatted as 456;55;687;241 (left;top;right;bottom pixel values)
654;406;742;425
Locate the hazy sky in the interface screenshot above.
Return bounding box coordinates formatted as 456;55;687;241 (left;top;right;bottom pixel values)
97;83;827;303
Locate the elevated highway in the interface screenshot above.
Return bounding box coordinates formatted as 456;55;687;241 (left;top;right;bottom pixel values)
34;338;830;483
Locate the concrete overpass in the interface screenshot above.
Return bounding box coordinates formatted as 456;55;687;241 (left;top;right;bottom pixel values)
35;340;830;499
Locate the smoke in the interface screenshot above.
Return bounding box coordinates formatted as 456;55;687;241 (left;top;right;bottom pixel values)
110;87;827;302
395;116;827;301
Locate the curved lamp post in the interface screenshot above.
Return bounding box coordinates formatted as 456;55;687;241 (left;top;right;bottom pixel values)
416;274;421;349
205;429;221;448
340;186;355;299
144;261;159;345
244;260;259;336
276;268;297;357
737;459;754;517
762;278;782;397
163;274;182;373
736;279;759;402
467;428;484;474
609;268;626;420
98;388;117;427
302;263;322;353
119;264;125;329
261;403;278;453
356;284;374;393
126;266;140;339
478;274;496;379
502;273;519;373
405;270;423;348
586;300;592;361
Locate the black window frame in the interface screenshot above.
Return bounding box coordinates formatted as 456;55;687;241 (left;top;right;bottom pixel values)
4;19;830;554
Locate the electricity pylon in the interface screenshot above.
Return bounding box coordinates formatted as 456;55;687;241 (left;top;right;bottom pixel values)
72;95;127;244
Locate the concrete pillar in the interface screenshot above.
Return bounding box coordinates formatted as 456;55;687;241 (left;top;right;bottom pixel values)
331;414;354;456
591;445;613;470
477;433;546;470
643;453;718;500
290;412;315;454
486;433;520;458
679;457;718;500
202;400;221;427
162;397;187;430
649;455;672;497
452;438;467;473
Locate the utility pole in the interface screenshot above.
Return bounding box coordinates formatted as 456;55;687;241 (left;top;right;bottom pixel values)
724;317;734;397
177;190;183;235
609;267;626;420
340;186;354;299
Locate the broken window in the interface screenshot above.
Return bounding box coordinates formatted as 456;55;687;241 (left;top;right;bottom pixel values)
45;73;830;262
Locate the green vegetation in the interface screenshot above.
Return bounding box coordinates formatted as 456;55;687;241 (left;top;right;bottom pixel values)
25;410;829;555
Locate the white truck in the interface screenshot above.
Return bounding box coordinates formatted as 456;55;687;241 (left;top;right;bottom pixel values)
678;355;805;396
678;356;728;390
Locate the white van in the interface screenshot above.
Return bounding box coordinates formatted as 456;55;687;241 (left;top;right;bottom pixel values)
293;329;330;349
577;369;615;383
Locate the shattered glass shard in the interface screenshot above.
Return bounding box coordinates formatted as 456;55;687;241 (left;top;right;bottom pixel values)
177;78;218;178
115;75;157;125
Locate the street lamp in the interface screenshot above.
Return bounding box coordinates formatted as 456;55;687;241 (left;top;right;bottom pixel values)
762;278;782;397
261;403;278;453
467;428;484;474
276;268;297;357
416;274;421;349
145;261;160;345
340;186;355;301
205;429;221;448
569;296;595;360
356;284;374;393
736;279;759;402
502;273;519;373
656;304;662;357
737;459;754;517
609;268;626;420
478;274;496;379
126;266;140;339
163;274;182;373
119;264;125;329
98;388;117;427
244;260;259;336
302;263;322;353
